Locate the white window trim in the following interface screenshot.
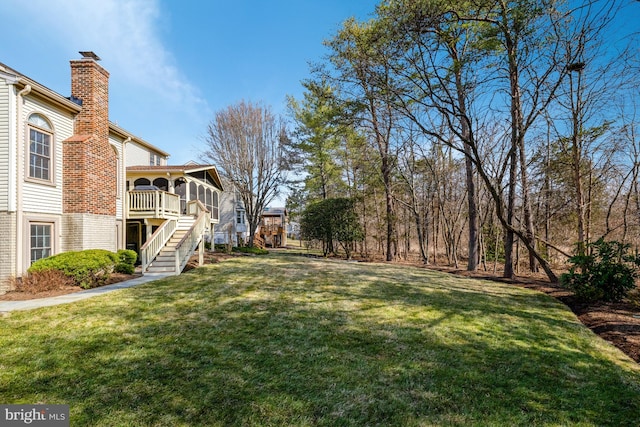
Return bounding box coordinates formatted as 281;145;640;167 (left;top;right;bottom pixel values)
25;114;56;187
22;214;60;272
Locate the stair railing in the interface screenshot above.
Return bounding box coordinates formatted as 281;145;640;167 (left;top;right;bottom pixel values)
174;200;210;273
139;218;177;273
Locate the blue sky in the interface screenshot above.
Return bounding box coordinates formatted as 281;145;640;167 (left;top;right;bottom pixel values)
0;0;378;166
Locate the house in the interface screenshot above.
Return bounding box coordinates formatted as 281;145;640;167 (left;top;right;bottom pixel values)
0;52;219;293
258;207;288;248
214;179;248;247
125;163;223;272
213;180;288;249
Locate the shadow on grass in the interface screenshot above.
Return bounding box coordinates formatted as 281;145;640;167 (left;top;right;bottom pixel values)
0;254;638;426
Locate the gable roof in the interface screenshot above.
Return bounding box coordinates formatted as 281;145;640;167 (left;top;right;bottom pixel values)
0;60;169;157
0;62;82;114
109;123;170;157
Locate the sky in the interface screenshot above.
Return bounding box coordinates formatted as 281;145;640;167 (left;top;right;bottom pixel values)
0;0;379;166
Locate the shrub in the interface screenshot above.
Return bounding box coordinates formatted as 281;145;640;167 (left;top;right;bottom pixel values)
117;249;137;265
233;246;269;255
15;270;74;293
560;238;640;302
215;243;233;253
114;263;135;275
28;249;119;289
115;249;137;274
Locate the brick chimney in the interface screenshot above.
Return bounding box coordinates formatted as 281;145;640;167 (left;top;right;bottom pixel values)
63;51;116;216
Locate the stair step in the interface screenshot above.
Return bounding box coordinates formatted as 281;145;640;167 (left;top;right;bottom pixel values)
149;262;175;268
143;217;203;275
146;266;176;273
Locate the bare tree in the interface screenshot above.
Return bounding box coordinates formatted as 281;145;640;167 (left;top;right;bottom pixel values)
203;101;288;247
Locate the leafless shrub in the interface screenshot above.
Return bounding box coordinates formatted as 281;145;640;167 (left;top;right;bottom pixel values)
14;270;75;294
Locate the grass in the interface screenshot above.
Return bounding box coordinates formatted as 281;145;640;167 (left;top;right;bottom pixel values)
1;253;639;426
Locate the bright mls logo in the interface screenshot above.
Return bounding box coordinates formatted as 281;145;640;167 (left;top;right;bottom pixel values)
0;405;69;426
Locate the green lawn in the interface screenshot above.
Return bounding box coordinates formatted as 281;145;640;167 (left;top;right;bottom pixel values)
1;253;639;426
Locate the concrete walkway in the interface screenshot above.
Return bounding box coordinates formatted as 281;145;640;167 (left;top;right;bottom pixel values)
0;273;170;313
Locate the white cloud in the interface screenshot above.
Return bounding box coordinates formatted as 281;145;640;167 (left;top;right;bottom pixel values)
4;0;207;117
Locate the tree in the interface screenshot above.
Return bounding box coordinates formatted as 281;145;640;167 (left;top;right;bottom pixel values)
325;18;400;261
287;80;347;201
203;101;288;247
300;197;364;259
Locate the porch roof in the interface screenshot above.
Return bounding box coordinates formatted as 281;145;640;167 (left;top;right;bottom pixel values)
127;164;224;191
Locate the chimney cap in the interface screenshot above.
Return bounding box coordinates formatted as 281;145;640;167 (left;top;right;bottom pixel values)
79;51;101;61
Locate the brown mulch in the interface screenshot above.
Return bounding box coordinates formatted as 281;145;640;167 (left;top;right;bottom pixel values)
0;273;142;301
2;250;639;364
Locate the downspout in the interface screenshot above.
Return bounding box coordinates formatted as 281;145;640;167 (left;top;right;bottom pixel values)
16;84;32;276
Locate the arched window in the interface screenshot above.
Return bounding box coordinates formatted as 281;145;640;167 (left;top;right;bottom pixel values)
28;113;52;130
153;178;168;192
27;113;54;182
134;178;150;187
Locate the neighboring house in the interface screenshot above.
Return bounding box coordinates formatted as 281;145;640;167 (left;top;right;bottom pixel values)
214;181;287;249
0;52;215;293
214;179;248;247
258;207;288;248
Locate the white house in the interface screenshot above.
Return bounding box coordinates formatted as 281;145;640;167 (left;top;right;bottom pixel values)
0;52;219;293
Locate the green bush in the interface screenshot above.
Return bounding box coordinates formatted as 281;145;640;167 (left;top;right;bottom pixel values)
114;263;135;275
233;246;269;255
117;249;137;265
28;249;119;289
115;249;137;274
560;238;640;302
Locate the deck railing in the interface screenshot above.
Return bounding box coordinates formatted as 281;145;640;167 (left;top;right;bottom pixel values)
175;200;210;273
139;218;177;272
127;190;180;219
260;224;284;235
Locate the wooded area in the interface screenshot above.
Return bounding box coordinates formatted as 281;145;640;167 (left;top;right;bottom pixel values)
287;0;640;282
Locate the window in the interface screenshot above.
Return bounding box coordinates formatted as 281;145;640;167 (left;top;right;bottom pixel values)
27;113;53;182
153;178;168;192
149;153;161;166
236;210;245;224
30;223;52;264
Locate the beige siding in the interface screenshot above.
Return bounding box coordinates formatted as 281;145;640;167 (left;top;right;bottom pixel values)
0;211;17;290
125;141;167;167
126;141;152;166
21;95;74;215
0;80;11;211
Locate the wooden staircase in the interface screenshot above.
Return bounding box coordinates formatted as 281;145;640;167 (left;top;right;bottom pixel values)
146;217;196;274
253;235;266;249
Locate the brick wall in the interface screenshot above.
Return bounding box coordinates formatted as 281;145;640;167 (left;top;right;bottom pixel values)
62;213;116;253
0;212;17;292
63;56;116;216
